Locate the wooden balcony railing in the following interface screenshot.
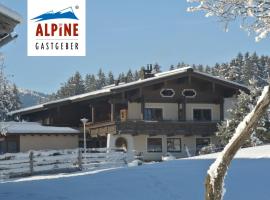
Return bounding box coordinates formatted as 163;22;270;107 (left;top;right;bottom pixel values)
85;120;219;136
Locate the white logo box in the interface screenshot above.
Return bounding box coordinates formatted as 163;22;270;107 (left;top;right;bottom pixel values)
27;0;86;56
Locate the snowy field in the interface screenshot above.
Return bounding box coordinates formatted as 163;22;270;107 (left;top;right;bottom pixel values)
1;145;270;200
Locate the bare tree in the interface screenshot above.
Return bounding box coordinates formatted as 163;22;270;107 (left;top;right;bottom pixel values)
205;86;270;200
187;0;270;41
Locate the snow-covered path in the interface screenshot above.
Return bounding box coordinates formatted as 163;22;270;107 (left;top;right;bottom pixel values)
1;146;270;200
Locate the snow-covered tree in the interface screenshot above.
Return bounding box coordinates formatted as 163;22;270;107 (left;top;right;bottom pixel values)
216;79;270;147
187;0;270;41
0;66;21;121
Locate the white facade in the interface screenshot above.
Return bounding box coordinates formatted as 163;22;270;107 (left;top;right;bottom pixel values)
128;102;221;121
107;133;216;161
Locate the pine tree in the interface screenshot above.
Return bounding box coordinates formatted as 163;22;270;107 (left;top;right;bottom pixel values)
96;68;106;89
72;71;85;95
10;84;21;111
134;70;140;81
126;69;134;82
118;72;126;83
0;66;21;120
153;63;161;73
107;71;115;85
85;74;97;92
56;71;85;98
169;65;175;70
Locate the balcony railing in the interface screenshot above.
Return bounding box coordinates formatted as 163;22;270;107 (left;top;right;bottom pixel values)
86;120;219;136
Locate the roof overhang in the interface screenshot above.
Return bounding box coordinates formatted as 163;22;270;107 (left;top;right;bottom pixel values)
0;4;22;48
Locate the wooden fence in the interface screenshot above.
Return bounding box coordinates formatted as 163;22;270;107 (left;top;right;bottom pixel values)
0;148;127;180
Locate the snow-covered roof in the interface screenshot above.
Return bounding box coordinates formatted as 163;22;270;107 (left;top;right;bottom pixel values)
0;122;80;135
0;4;22;23
8;67;249;116
8;88;111;115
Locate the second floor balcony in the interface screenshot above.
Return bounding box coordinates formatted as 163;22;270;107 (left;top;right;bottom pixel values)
85;120;219;137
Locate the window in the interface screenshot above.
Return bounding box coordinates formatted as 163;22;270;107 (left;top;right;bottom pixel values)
7;141;18;153
167;138;181;152
196;138;210;154
193;109;212;121
160;89;175;98
182;89;196;98
147;138;162;152
144;108;163;121
0;141;6;154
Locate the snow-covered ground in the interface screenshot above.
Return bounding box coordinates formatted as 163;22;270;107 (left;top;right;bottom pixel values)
1;145;270;200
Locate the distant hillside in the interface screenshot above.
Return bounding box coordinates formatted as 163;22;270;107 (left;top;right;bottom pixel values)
18;88;49;108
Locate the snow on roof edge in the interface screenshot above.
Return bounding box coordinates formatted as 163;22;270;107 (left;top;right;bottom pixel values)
0;4;22;23
0;122;80;135
195;71;249;90
8;88;111;116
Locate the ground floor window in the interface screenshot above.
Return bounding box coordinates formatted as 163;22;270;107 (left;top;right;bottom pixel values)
7;141;18;153
196;138;210;154
0;141;5;154
167;138;181;152
79;136;107;149
147;138;162;152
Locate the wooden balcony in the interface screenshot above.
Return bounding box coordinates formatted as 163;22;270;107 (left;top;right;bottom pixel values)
86;120;219;137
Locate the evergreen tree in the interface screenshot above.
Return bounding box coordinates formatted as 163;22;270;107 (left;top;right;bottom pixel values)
153;63;161;73
72;71;85;95
0;66;21;120
107;71;115;85
126;69;134;82
205;65;211;74
134;70;140;81
85;74;97;92
118;72;126;83
96;68;106;89
56;71;85;98
169;65;175;70
197;64;204;72
10;84;21;111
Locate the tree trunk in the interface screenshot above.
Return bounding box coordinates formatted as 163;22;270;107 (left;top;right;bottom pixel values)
205;86;270;200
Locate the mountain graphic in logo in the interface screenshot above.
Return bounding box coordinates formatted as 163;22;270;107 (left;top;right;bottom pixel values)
32;7;78;22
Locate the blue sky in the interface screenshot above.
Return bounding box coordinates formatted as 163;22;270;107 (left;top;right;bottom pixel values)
1;0;270;94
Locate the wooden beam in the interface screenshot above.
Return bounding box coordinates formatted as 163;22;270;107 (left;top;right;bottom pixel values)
91;106;95;123
111;103;115;122
178;102;180;121
183;97;186;121
212;83;216;93
141;96;145;120
188;75;192;85
164;81;168;88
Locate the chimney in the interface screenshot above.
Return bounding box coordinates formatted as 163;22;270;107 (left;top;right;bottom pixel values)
114;79;120;86
143;64;154;79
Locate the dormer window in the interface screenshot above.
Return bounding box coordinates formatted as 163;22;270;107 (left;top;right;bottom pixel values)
160;89;175;98
182;89;196;98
